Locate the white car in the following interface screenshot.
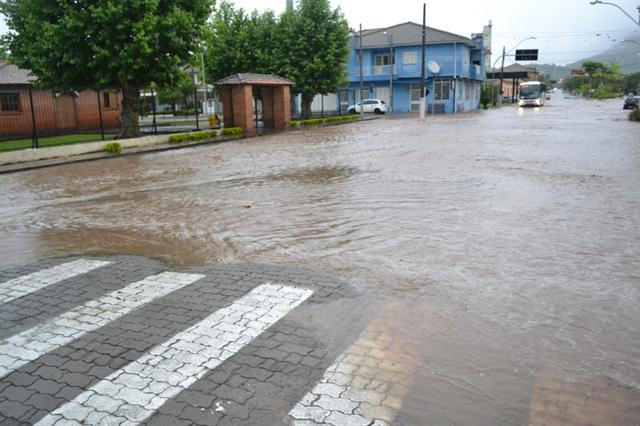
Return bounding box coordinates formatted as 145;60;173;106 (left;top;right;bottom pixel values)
348;99;387;114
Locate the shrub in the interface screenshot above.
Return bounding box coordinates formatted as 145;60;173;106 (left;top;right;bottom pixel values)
325;114;359;123
169;130;219;144
221;127;243;136
173;108;197;116
105;142;122;154
168;134;189;143
302;118;324;127
592;87;620;100
629;108;640;121
293;115;358;128
481;83;499;106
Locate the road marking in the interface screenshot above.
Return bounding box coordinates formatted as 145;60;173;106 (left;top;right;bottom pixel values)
0;272;204;379
37;283;313;426
289;304;419;426
0;259;111;305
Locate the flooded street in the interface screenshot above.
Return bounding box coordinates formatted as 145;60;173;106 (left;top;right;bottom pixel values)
1;95;639;424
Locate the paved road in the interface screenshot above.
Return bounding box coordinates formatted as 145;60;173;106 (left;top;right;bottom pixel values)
0;256;414;425
1;96;639;425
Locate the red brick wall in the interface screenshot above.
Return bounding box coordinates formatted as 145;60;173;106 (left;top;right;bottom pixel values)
0;88;122;139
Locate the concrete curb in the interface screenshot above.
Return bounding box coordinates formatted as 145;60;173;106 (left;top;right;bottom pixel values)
0;135;240;174
0;134;171;167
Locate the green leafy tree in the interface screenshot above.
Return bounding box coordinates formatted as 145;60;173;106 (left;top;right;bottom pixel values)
603;63;623;86
0;45;8;61
481;82;499;108
623;72;640;95
562;75;589;93
582;61;605;76
156;69;196;113
204;2;281;81
286;0;350;117
0;0;213;138
204;2;255;82
204;1;350;118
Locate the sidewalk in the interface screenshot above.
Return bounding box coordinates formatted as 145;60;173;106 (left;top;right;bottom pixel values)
0;136;233;175
0;116;380;175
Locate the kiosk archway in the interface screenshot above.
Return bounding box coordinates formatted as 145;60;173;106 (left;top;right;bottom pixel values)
216;73;292;136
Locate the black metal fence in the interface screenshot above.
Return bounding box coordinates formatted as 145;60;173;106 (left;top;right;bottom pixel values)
0;86;357;152
0;86;213;152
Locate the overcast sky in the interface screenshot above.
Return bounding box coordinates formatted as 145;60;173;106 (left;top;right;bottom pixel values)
2;0;639;66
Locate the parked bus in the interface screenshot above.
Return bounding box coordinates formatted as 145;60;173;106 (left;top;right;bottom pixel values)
518;81;547;107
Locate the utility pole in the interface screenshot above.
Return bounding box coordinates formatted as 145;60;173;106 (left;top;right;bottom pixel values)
499;46;506;101
388;33;393;112
359;24;364;117
200;52;207;116
453;41;457;114
384;32;394;112
420;3;426;119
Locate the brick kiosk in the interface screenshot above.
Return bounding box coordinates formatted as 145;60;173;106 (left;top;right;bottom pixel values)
216;73;292;137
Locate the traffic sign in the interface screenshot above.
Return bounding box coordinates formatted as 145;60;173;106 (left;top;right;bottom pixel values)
515;49;538;61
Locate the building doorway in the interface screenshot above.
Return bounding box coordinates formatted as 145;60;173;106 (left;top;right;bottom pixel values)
410;86;421;112
377;87;390;106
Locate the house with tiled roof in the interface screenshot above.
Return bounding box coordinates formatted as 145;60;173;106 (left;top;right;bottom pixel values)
344;22;487;113
0;61;122;139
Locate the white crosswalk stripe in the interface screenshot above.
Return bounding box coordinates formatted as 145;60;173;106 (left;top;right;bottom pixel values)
36;283;313;426
0;272;204;379
0;259;111;305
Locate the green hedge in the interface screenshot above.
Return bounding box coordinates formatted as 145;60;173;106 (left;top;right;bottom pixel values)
303;118;324;127
173;108;197;116
292;115;359;128
629;108;640;122
169;127;244;144
169;130;218;144
105;142;122;154
221;127;244;136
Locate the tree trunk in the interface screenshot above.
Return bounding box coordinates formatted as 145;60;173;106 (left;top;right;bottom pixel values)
301;93;313;119
118;86;141;139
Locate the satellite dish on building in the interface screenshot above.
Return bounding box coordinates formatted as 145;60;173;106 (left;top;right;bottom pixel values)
428;61;440;74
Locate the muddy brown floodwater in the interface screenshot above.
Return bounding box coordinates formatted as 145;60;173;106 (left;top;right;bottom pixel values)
1;95;639;425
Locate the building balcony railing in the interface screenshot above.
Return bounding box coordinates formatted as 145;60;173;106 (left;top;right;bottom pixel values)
370;65;395;76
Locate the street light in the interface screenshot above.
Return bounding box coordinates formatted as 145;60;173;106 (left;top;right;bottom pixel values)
590;0;640;29
188;49;208;117
200;51;208;116
383;31;393;112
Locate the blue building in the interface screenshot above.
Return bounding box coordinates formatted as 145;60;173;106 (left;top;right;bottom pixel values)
343;22;487;113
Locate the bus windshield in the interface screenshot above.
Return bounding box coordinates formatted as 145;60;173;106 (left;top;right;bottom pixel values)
520;86;541;100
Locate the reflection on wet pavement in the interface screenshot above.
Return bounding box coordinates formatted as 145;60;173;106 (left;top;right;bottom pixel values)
290;302;420;425
527;373;640;426
1;95;638;424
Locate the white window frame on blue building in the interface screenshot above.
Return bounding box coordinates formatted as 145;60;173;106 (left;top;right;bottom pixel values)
434;79;451;101
403;51;418;65
373;54;395;75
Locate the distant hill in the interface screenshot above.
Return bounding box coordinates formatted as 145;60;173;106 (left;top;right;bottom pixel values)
565;41;640;74
530;40;640;82
533;64;572;82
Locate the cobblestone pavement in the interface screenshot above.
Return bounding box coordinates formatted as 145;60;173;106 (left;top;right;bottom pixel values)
0;256;414;425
